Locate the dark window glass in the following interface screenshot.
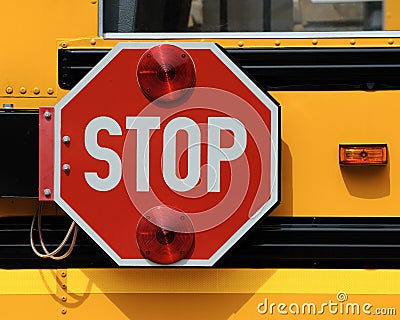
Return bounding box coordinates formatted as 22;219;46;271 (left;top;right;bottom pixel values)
103;0;383;33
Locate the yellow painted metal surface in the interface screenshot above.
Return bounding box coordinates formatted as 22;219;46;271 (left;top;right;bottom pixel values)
1;268;400;319
385;0;400;30
0;0;97;108
272;90;400;217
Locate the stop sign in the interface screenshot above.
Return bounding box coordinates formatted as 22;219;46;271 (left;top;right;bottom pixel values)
53;42;280;266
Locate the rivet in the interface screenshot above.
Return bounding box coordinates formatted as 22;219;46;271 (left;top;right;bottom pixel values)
62;164;71;173
60;42;68;48
61;308;67;315
237;41;244;47
350;39;356;45
5;87;13;94
33;87;40;95
61;296;67;302
20;87;26;94
62;136;71;144
43;189;51;197
61;271;66;277
312;39;318;45
44;111;51;119
275;40;281;46
91;0;97;4
47;88;54;95
61;284;67;289
90;39;96;45
388;39;394;45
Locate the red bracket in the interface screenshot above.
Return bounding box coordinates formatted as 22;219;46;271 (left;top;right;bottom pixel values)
39;107;54;201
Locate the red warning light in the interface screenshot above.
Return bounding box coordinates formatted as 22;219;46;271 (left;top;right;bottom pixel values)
136;206;195;264
137;44;196;102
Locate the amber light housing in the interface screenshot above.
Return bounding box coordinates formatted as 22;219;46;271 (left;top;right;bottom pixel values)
339;144;388;165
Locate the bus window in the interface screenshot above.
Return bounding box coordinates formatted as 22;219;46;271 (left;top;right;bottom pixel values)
102;0;383;34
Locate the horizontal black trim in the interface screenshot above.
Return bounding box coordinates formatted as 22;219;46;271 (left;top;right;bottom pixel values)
59;47;400;91
3;216;400;268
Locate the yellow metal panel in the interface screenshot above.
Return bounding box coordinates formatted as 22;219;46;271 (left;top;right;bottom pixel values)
0;0;97;108
66;293;255;320
385;0;400;30
0;269;56;294
0;295;58;320
54;269;400;319
64;37;400;50
62;292;400;320
0;268;400;319
67;268;400;295
271;90;400;217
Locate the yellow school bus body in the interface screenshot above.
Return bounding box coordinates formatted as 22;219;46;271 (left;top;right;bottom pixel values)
2;0;400;319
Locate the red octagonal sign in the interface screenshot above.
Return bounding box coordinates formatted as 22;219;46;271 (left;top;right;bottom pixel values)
54;42;280;266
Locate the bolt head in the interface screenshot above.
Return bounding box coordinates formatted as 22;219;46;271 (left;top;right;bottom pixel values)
44;111;51;119
62;136;71;144
43;189;51;197
62;164;71;173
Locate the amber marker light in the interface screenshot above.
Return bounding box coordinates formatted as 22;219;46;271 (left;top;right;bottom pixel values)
339;144;387;165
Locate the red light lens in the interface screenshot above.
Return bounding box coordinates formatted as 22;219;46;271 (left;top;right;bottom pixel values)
137;44;196;102
136;206;195;264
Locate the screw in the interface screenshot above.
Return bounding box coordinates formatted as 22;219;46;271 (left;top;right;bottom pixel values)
3;103;13;109
62;136;71;144
61;284;67;289
62;164;70;173
43;189;51;197
61;296;67;302
61;308;67;315
44;111;51;119
61;271;66;277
